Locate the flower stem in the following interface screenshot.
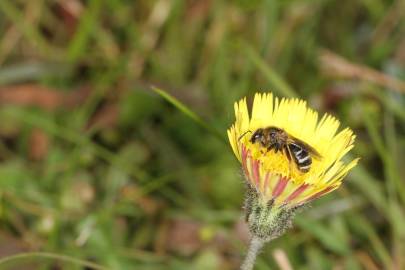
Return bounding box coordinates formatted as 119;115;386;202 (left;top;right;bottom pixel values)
240;236;265;270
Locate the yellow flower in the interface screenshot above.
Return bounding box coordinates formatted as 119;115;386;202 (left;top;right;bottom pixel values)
228;92;359;207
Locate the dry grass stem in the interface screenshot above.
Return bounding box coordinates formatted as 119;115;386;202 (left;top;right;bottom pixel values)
273;248;294;270
319;49;405;93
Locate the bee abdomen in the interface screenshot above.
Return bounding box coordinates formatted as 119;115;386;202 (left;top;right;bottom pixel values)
290;143;312;172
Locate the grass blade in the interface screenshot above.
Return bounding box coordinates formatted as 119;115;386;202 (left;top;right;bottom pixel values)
0;252;108;270
244;44;297;98
151;86;227;144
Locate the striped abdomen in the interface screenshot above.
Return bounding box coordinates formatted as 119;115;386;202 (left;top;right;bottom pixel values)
289;143;312;172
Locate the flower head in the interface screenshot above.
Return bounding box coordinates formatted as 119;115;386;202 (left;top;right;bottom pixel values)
228;93;359;208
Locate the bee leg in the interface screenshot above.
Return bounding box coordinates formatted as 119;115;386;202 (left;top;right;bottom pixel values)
284;146;292;161
266;144;274;153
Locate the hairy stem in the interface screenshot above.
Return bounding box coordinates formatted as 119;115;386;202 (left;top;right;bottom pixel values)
240;236;265;270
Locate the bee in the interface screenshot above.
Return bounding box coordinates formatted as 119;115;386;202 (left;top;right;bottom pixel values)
240;127;322;173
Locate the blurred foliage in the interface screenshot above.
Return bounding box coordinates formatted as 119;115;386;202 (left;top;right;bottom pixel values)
0;0;404;269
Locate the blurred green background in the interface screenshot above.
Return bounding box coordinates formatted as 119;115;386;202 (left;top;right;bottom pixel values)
0;0;404;269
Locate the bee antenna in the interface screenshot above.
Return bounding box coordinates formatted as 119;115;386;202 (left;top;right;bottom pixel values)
238;130;252;141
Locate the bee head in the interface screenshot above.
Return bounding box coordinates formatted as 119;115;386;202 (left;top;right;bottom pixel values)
250;128;264;144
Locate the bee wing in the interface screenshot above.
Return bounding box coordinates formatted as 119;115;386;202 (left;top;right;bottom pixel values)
285;143;300;171
287;136;322;160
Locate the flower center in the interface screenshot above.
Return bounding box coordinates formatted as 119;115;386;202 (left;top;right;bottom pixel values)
241;141;318;184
